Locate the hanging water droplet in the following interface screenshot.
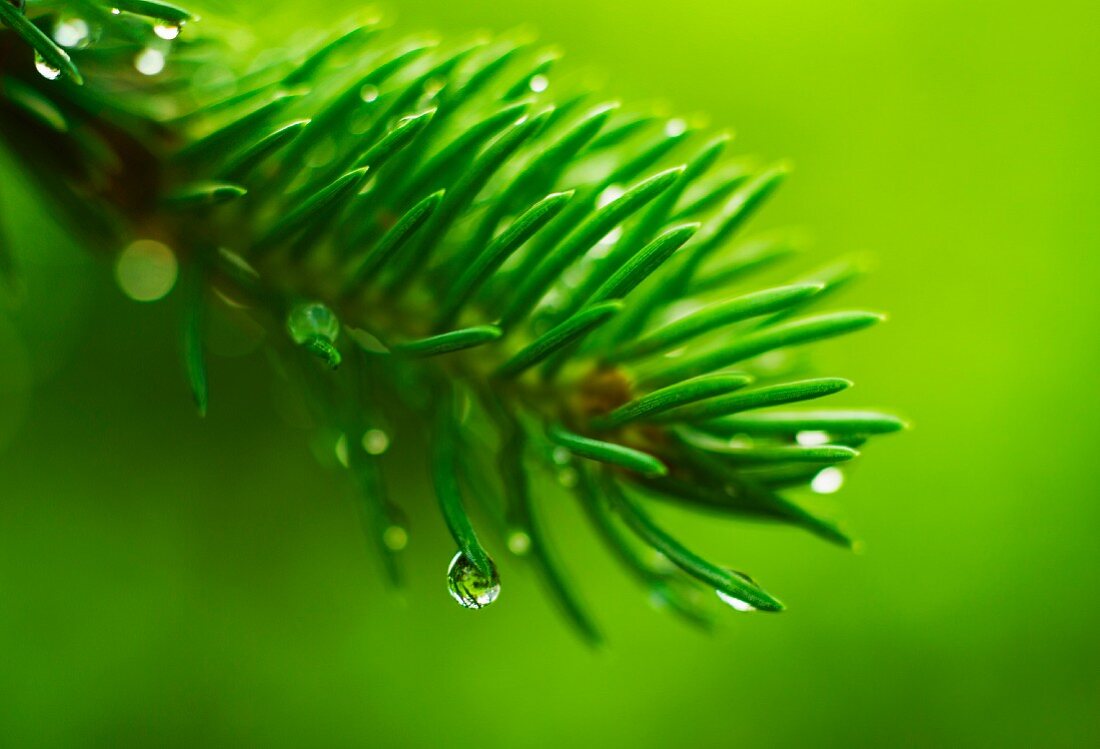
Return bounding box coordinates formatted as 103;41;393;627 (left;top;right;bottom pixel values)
506;529;531;556
287;302;340;345
811;466;844;494
153;22;182;40
796;430;830;446
34;52;61;81
134;47;166;76
446;552;500;609
528;74;549;93
53;17;91;49
383;525;408;551
359;84;379;103
716;570;761;612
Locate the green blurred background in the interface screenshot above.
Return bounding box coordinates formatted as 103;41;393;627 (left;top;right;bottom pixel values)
2;0;1098;746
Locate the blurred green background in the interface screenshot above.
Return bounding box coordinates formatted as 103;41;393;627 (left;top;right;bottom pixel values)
2;0;1098;746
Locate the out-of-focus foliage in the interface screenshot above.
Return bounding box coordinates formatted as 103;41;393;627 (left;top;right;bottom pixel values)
1;0;1098;747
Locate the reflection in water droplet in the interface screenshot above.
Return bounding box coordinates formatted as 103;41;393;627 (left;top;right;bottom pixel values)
528;74;549;93
362;429;390;455
53;17;90;49
287;302;340;345
135;48;166;76
447;552;500;609
796;430;830;446
359;84;379;103
811;466;844;494
153;22;181;40
716;570;761;612
383;525;408;551
334;433;349;468
506;529;531;556
34;52;61;81
115;240;178;302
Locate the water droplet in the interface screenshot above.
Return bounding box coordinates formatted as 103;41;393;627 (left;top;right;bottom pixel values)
716;570;761;612
446;552;500;609
506;529;531;556
334;433;349;468
811;466;844;494
134;48;166;76
115;240;177;302
53;17;90;49
359;84;379;103
594;226;623;253
153;22;181;41
383;525;408;551
287;302;340;345
362;428;390;455
597;185;624;208
665;118;688;137
551;446;572;466
528;74;549;93
34;52;61;81
110;7;121;15
716;590;756;612
796;430;830;446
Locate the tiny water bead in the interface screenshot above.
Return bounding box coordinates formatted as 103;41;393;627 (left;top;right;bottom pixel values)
665;118;688;137
359;84;379;103
715;571;763;612
382;525;408;551
153;22;182;41
53;17;91;49
115;240;177;302
446;552;501;609
796;430;831;446
362;428;390;455
287;302;340;344
528;74;549;93
287;302;341;368
506;528;531;556
135;48;166;76
34;52;61;81
811;466;844;494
